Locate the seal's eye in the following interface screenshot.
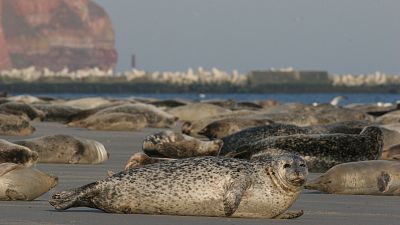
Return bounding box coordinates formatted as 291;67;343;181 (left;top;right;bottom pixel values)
299;164;306;167
283;163;291;168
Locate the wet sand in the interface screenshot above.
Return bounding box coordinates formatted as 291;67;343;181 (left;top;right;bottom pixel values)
0;122;399;225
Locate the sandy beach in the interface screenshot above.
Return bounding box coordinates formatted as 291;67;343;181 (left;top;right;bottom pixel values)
0;121;399;225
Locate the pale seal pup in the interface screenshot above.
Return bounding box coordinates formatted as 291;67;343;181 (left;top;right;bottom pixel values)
220;126;383;172
14;135;109;164
305;160;400;195
0;139;38;166
0;113;35;136
0;163;58;200
198;118;274;139
50;155;307;219
142;130;223;158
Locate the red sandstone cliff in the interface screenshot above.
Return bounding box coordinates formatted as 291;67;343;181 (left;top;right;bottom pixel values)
0;0;117;71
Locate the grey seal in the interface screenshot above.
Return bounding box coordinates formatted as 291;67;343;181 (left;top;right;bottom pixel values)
0;163;58;200
50;155;307;219
305;160;400;195
142;130;223;158
220;126;383;172
0;139;38;166
14;135;109;164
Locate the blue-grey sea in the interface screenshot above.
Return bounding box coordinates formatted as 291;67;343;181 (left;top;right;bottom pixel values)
22;92;400;105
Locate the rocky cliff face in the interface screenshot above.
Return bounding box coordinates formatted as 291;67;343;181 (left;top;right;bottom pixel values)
0;0;117;71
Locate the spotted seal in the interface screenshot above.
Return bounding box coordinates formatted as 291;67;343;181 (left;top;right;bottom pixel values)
14;135;109;164
143;130;223;158
0;163;58;200
305;160;400;195
220;126;383;172
0;139;38;166
50;155;307;219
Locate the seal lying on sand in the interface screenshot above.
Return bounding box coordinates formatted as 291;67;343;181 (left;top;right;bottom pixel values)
143;130;223;158
50;155;307;219
220;126;383;172
305;160;400;195
0;163;58;200
381;144;400;160
0;113;35;136
124;152;176;170
14;135;109;164
198;118;274;139
0;139;38;166
219;122;370;156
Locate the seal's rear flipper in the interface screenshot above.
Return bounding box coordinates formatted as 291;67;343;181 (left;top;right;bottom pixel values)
49;190;79;210
274;210;304;219
49;181;98;210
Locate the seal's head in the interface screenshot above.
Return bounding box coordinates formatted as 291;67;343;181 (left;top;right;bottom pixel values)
270;154;308;188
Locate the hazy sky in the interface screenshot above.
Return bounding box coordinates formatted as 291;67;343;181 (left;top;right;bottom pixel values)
94;0;399;74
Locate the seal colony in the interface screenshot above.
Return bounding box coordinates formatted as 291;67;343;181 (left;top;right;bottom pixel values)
50;155;308;219
0;94;399;221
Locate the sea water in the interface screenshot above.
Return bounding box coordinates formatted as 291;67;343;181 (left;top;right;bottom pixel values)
16;92;400;105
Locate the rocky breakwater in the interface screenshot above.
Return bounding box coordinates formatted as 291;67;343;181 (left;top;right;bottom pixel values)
0;0;117;71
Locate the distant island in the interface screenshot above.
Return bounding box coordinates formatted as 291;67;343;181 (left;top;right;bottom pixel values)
0;67;399;94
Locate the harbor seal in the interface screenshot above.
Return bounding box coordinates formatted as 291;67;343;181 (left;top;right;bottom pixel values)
305;160;400;195
142;130;223;158
91;103;178;128
0;163;58;200
72;112;148;131
0;102;45;121
219;122;369;156
50;155;307;219
14;135;109;164
0;113;35;136
381;144;400;160
167;103;232;121
0;139;38;166
32;104;82;122
124;152;176;170
220;126;383;172
198;118;274;139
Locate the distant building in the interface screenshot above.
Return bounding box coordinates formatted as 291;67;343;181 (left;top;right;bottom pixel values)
247;70;331;87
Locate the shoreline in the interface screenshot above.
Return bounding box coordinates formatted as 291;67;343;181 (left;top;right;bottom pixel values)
0;82;399;94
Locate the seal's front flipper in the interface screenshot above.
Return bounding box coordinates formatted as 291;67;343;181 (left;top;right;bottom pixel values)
6;188;27;200
222;179;250;216
377;171;391;193
274;210;304;219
